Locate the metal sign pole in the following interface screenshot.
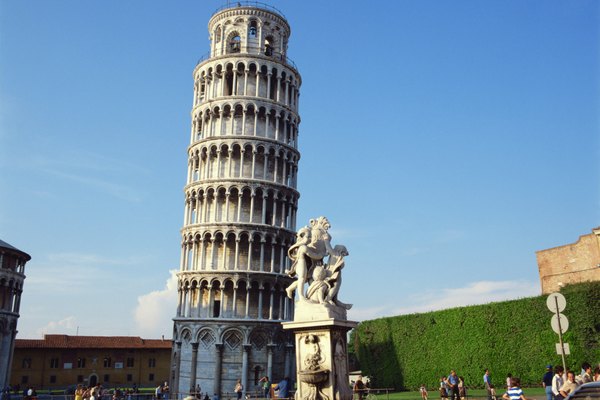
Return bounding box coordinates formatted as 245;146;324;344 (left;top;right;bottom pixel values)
554;297;567;372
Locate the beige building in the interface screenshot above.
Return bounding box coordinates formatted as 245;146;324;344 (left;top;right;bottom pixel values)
11;335;171;389
0;239;31;389
536;227;600;294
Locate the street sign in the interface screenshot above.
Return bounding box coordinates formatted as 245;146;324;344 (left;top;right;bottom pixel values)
547;292;566;312
551;313;569;334
556;342;570;355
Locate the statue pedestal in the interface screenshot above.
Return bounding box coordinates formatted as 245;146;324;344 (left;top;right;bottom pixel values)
283;316;357;400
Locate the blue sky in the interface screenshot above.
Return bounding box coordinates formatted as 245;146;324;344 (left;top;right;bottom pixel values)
1;0;598;339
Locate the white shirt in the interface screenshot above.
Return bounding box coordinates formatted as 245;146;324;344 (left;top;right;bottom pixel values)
552;374;564;396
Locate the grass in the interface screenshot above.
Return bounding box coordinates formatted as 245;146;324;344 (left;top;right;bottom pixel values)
366;387;547;400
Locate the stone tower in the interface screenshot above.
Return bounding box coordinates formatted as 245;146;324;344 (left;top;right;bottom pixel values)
0;239;31;389
171;3;301;397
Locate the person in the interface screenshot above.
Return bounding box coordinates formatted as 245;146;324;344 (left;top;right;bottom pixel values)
75;385;85;400
503;377;530;400
274;377;290;399
458;377;466;400
558;371;578;400
542;365;554;400
490;385;497;400
258;376;271;398
505;374;512;390
484;369;493;400
447;371;459;400
551;366;564;400
420;384;429;400
162;382;169;400
580;362;593;383
594;366;600;382
353;375;365;400
155;384;162;400
234;380;243;400
439;377;448;400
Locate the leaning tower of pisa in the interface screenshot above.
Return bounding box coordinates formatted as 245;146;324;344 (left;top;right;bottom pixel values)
171;3;301;397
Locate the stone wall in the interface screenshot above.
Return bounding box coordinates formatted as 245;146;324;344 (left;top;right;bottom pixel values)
536;227;600;294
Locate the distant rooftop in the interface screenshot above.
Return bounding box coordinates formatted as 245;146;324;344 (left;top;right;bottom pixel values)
16;334;172;349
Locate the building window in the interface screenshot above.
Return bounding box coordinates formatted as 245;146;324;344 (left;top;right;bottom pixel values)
127;374;133;382
213;300;221;317
149;373;155;382
77;375;84;383
249;21;257;38
50;375;57;384
21;376;28;384
22;358;32;369
77;358;86;368
148;358;156;368
126;357;134;368
50;358;59;368
103;357;112;368
104;375;110;383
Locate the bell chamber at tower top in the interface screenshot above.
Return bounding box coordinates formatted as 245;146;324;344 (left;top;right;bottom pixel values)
204;3;296;68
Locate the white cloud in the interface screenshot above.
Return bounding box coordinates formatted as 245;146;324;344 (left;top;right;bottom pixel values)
133;270;178;339
36;316;78;337
348;279;540;321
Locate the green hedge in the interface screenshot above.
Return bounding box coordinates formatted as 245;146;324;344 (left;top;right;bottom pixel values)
352;282;600;391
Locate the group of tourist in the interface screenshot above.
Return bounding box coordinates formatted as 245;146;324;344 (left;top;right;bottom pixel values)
75;383;142;400
541;362;600;400
231;376;290;400
423;362;600;400
437;370;467;400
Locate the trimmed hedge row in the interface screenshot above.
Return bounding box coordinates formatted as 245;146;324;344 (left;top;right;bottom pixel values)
352;282;600;390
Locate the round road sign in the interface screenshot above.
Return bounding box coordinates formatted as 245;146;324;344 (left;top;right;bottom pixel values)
551;314;569;334
547;292;566;313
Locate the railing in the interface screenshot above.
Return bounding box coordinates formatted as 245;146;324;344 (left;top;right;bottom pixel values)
195;49;298;71
211;1;287;20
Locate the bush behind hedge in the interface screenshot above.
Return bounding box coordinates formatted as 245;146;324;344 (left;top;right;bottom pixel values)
353;282;600;390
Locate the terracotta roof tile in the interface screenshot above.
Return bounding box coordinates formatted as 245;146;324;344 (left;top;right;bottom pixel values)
15;334;172;349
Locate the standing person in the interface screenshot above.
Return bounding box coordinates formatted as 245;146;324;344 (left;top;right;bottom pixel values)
75;385;85;400
542;365;554;400
274;377;289;399
484;369;493;400
551;366;564;400
234;380;243;400
420;384;429;400
154;383;162;400
447;371;459;400
162;382;169;400
505;374;512;391
440;377;448;400
259;376;271;399
580;363;593;383
458;377;466;400
503;377;530;400
353;376;366;400
558;371;578;400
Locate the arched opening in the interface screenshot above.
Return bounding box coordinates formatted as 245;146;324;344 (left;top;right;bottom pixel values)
228;33;241;53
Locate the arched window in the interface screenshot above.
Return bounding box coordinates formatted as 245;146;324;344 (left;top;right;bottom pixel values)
249;21;257;38
265;36;274;56
229;34;241;53
215;26;222;43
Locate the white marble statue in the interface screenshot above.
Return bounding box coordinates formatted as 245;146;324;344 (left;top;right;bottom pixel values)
286;217;352;310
